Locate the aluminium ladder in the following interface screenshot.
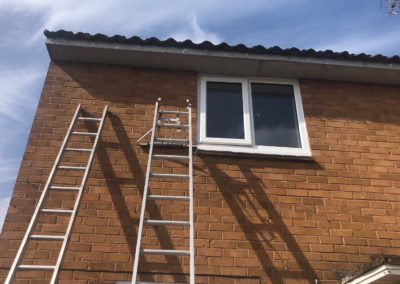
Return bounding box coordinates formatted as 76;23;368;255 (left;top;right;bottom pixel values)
132;98;195;284
6;104;108;284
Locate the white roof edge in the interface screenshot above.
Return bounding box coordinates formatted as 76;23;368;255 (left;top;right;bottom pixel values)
46;38;400;71
345;264;400;284
45;38;400;86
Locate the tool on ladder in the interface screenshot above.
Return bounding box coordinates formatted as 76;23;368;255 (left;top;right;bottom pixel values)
6;104;108;284
132;98;195;284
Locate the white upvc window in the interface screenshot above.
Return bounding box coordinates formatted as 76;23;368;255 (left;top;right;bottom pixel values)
198;76;311;157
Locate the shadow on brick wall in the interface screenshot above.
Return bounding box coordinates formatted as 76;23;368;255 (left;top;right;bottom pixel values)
202;156;322;283
95;112;186;282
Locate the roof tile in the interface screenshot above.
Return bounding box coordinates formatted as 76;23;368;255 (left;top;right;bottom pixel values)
44;29;400;65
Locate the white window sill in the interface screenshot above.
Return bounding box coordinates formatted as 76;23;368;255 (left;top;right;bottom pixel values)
197;144;313;160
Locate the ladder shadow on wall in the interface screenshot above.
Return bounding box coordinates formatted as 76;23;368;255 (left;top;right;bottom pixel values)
94;112;185;283
202;157;322;283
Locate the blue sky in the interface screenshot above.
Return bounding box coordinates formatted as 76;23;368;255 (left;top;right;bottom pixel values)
0;0;399;230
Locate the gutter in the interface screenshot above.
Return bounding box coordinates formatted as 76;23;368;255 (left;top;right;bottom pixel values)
343;264;400;284
46;38;400;71
46;38;400;85
341;255;400;284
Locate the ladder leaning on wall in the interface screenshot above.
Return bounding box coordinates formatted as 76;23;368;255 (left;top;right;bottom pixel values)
6;104;108;284
132;98;195;284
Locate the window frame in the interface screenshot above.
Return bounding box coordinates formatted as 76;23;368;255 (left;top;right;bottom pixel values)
199;76;252;146
197;75;311;157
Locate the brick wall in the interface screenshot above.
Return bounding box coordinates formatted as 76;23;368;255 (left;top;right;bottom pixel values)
0;61;399;283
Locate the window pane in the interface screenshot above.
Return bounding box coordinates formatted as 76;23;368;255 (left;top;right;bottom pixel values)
251;83;301;148
206;82;245;139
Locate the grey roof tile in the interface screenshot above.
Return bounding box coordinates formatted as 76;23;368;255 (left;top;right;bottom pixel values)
44;29;400;65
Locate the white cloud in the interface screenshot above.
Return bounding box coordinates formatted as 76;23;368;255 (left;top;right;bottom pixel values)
1;0;223;44
0;68;44;125
0;197;11;232
0;0;54;11
0;158;19;184
314;30;400;55
171;15;222;43
0;128;24;198
0;68;45;199
0;0;298;46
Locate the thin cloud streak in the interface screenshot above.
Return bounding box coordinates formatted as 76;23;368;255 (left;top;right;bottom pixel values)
1;0;298;45
171;15;222;43
0;69;44;125
315;30;400;55
0;197;11;232
0;158;19;184
0;66;45;207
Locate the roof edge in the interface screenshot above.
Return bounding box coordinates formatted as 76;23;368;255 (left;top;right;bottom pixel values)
44;29;400;66
44;30;400;86
45;37;400;72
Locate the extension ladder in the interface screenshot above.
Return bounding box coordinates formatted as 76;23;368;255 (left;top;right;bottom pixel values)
131;98;195;284
6;104;108;283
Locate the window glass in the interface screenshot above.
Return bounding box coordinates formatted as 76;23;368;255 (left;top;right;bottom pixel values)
206;82;245;139
251;83;301;148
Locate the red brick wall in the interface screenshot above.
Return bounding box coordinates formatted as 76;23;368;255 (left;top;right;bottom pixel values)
0;61;399;283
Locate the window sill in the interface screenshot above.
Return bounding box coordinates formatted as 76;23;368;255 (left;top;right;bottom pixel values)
196;144;313;161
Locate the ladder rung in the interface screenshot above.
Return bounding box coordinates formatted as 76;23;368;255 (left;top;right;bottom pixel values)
159;110;189;115
141;249;190;256
151;142;188;148
72;131;97;136
151;173;189;179
148;195;189;201
144;220;190;226
155;138;188;142
17;265;55;270
30;235;65;240
78;117;102;121
50;186;80;191
58;165;86;170
156;123;189;129
65;147;92;152
152;154;189;160
40;209;73;214
5;104;109;284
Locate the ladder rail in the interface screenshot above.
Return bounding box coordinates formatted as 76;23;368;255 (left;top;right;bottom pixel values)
188;102;195;284
51;105;108;283
131;99;160;284
131;99;195;284
5;104;82;284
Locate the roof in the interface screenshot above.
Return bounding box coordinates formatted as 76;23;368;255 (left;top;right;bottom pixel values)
44;29;400;65
44;30;400;86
